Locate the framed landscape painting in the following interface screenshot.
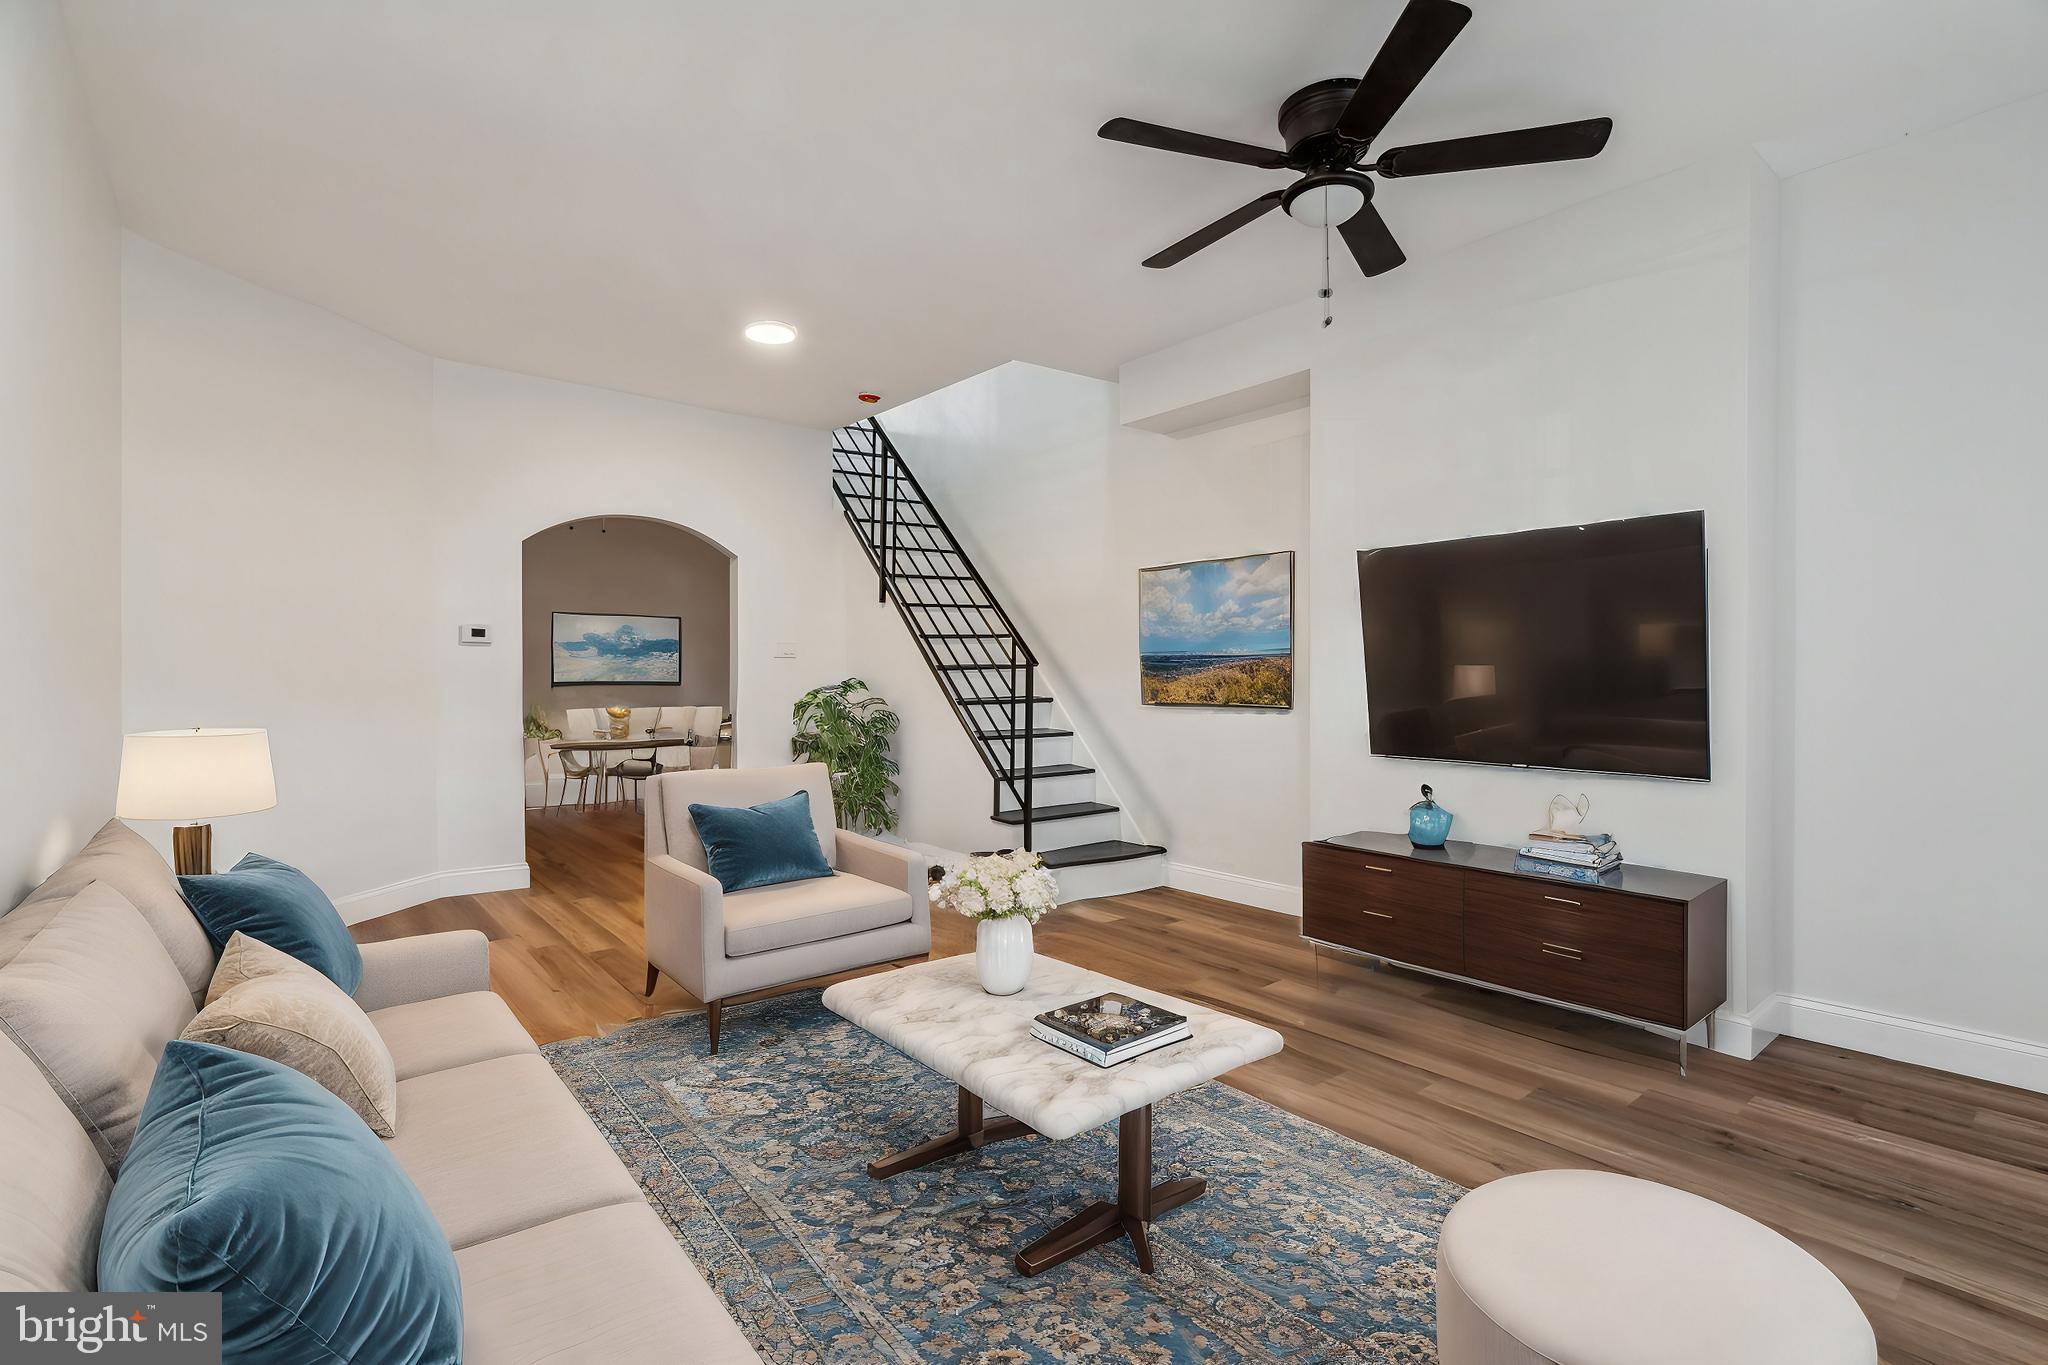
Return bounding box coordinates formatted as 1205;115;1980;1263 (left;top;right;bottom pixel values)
1139;551;1293;708
550;612;682;685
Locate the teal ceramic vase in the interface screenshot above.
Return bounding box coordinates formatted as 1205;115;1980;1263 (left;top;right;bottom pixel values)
1408;784;1452;848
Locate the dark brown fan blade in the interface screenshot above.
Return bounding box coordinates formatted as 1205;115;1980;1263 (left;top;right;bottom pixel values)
1143;191;1286;268
1374;117;1613;178
1336;0;1472;144
1338;202;1406;277
1098;117;1289;170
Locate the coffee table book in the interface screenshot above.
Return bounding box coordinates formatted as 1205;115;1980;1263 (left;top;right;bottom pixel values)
1030;1019;1191;1067
1034;991;1186;1049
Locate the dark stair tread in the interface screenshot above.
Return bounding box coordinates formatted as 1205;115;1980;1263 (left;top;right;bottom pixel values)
1040;840;1168;869
956;694;1053;705
971;726;1073;740
992;802;1118;826
996;763;1095;780
937;662;1036;670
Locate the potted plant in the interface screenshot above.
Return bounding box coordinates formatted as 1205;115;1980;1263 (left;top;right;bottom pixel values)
789;678;901;834
931;851;1059;995
523;705;562;740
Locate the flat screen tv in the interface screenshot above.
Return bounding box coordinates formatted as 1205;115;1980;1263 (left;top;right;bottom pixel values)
1357;511;1709;781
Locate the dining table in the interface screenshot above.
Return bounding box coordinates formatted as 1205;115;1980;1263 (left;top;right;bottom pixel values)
546;730;702;808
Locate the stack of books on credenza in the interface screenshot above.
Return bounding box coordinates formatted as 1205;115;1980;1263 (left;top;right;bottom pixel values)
1515;831;1623;884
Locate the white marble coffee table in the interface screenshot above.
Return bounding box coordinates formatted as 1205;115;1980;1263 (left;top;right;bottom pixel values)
822;953;1284;1275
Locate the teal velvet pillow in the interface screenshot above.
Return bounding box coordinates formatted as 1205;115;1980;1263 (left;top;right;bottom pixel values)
100;1041;461;1365
689;789;834;892
179;852;361;994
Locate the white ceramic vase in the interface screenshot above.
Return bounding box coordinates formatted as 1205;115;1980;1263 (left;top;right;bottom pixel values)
976;916;1034;996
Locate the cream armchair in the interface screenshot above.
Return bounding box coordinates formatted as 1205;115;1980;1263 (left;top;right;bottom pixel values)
643;763;929;1053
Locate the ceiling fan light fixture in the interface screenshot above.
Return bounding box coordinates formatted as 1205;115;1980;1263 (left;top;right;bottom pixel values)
1285;181;1365;228
1282;171;1371;228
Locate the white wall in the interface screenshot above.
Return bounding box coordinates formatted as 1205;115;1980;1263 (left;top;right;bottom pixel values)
1778;93;2048;1086
120;238;440;906
845;362;1310;910
430;361;848;884
1113;115;2048;1089
0;1;122;902
119;243;848;918
1122;155;1784;1052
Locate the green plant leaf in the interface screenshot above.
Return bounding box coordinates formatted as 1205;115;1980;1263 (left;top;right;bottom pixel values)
789;677;901;833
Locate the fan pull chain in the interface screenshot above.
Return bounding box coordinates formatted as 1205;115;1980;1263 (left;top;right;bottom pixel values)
1320;215;1334;328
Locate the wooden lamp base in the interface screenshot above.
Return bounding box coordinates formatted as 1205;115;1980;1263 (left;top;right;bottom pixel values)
171;823;213;876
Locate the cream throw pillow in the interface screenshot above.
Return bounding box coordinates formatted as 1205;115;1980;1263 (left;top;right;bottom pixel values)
0;882;194;1170
185;933;399;1136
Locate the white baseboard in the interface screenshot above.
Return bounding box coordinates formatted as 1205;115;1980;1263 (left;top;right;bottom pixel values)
1165;862;1301;916
1772;992;2048;1094
336;862;530;926
1706;994;1785;1060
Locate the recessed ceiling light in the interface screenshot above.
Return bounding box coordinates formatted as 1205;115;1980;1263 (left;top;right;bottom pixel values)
744;320;797;345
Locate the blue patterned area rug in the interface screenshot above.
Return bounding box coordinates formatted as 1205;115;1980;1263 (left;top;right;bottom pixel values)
543;992;1460;1363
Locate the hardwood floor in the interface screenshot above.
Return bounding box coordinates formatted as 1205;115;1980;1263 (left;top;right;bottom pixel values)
357;803;2048;1365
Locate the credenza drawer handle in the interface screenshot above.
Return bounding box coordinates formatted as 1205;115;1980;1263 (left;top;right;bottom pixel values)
1361;909;1395;920
1542;895;1582;907
1360;864;1393;874
1540;942;1584;960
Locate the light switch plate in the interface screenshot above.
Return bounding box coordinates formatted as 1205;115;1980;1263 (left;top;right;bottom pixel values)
457;624;492;645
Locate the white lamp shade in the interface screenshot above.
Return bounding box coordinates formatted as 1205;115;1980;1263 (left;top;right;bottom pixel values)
116;729;277;821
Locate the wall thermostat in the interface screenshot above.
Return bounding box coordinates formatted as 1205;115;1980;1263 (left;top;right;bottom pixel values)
457;624;492;645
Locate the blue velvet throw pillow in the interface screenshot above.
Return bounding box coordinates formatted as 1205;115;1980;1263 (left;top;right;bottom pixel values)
689;789;834;892
180;852;362;994
100;1042;461;1365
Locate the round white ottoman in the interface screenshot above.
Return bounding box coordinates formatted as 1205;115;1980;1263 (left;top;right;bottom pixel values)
1435;1170;1876;1365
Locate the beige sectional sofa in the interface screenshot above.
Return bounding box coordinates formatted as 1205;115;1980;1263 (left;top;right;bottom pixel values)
0;820;759;1364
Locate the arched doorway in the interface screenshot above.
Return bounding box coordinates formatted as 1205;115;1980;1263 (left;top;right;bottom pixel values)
520;514;736;812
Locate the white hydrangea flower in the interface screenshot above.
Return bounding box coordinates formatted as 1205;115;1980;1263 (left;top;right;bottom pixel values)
929;849;1057;923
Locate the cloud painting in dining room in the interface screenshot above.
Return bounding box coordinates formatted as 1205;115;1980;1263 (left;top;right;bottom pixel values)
1139;552;1293;708
550;612;682;685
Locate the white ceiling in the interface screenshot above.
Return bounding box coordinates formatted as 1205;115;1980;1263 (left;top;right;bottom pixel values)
61;0;2048;430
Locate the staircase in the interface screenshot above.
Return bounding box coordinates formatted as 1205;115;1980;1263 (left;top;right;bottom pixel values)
831;417;1165;901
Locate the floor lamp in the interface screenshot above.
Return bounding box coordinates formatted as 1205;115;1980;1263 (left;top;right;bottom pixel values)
116;728;278;875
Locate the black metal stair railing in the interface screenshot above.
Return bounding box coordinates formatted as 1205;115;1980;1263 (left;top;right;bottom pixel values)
831;417;1039;851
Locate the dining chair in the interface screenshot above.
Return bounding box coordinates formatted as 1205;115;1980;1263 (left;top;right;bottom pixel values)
524;737;558;811
610;754;656;807
557;744;609;809
556;707;620;804
687;705;724;770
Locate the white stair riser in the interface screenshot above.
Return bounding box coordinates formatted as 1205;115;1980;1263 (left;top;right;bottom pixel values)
994;772;1096;806
959;700;1054;728
983;735;1073;767
1050;853;1168;904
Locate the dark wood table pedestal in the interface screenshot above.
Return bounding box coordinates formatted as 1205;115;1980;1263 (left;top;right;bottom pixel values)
865;1089;1204;1276
1014;1105;1204;1275
866;1085;1035;1179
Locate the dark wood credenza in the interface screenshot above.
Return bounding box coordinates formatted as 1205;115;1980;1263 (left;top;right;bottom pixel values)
1303;832;1728;1073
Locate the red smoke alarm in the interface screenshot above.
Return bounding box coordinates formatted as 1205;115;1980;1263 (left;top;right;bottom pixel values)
857;392;882;404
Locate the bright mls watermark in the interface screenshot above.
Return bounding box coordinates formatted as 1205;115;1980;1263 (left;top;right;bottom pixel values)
2;1295;219;1362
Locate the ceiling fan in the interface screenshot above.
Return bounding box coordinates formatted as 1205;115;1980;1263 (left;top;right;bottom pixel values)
1098;0;1613;277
